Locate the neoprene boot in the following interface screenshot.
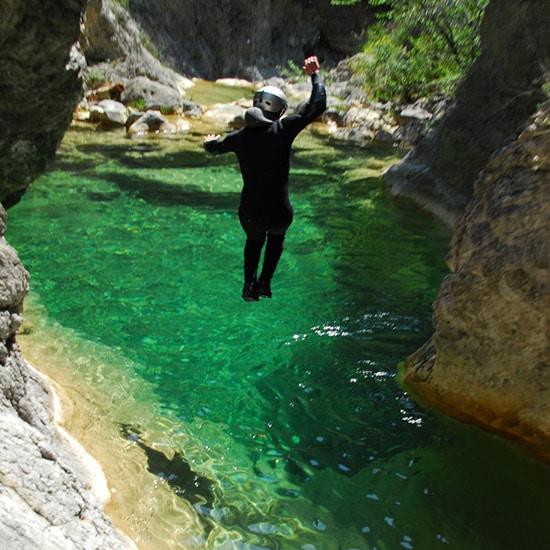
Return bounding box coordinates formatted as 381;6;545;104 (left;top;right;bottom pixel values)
242;279;259;302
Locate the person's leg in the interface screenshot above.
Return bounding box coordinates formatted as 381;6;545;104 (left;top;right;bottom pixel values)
242;237;265;301
243;235;265;282
239;211;266;301
258;232;285;298
257;208;293;298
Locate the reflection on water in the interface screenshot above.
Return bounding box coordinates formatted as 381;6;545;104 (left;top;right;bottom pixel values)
9;127;550;549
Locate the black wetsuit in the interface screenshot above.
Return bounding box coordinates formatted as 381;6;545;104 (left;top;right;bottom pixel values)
205;72;326;288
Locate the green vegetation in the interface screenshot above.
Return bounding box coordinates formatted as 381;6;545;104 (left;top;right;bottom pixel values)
345;0;489;103
277;60;307;82
126;97;147;111
86;68;107;89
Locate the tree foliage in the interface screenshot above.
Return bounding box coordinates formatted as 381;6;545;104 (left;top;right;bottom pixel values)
350;0;489;103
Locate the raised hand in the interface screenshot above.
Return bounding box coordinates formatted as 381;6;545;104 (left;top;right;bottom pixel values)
302;56;321;76
204;133;221;143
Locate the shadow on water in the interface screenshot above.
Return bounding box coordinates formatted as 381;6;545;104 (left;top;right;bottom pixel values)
85;170;240;210
119;424;222;536
120;424;216;506
85;143;211;171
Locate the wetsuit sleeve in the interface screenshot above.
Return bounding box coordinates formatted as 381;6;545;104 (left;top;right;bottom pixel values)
204;138;222;154
299;72;327;122
204;131;239;155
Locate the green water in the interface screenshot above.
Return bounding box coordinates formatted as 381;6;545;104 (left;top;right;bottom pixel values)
8;127;549;549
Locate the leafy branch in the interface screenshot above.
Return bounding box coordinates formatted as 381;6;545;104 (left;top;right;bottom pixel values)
349;0;489;102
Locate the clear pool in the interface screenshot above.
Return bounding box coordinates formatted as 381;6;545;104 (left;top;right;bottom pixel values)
8;126;549;549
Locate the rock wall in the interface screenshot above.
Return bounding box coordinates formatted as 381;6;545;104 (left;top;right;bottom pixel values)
110;0;377;81
0;1;134;547
0;0;87;208
82;0;180;88
391;0;550;460
383;0;549;228
402;101;550;461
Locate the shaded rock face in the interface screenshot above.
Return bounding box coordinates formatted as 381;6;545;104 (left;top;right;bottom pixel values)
383;0;549;228
83;0;179;88
127;0;377;80
0;0;87;208
394;0;550;461
403;101;550;461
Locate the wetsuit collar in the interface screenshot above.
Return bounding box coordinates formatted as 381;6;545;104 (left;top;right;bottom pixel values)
245;107;273;128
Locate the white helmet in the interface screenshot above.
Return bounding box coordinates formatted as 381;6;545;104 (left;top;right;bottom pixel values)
253;86;288;120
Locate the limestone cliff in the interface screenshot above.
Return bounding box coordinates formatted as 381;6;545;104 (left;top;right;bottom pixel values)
91;0;378;81
383;0;549;228
382;0;550;460
0;1;133;547
402;101;550;461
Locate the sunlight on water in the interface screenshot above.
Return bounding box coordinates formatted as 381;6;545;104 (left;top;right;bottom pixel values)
9;127;550;549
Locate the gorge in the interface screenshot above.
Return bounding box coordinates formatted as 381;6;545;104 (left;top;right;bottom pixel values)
0;0;548;547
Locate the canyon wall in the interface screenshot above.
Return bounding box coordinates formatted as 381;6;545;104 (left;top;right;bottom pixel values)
127;0;377;80
0;2;548;546
383;0;549;228
402;102;549;461
0;1;132;547
391;0;549;459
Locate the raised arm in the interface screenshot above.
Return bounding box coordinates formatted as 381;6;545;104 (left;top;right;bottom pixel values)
300;56;326;121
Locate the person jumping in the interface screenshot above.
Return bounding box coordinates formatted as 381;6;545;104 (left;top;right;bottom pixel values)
204;56;326;301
